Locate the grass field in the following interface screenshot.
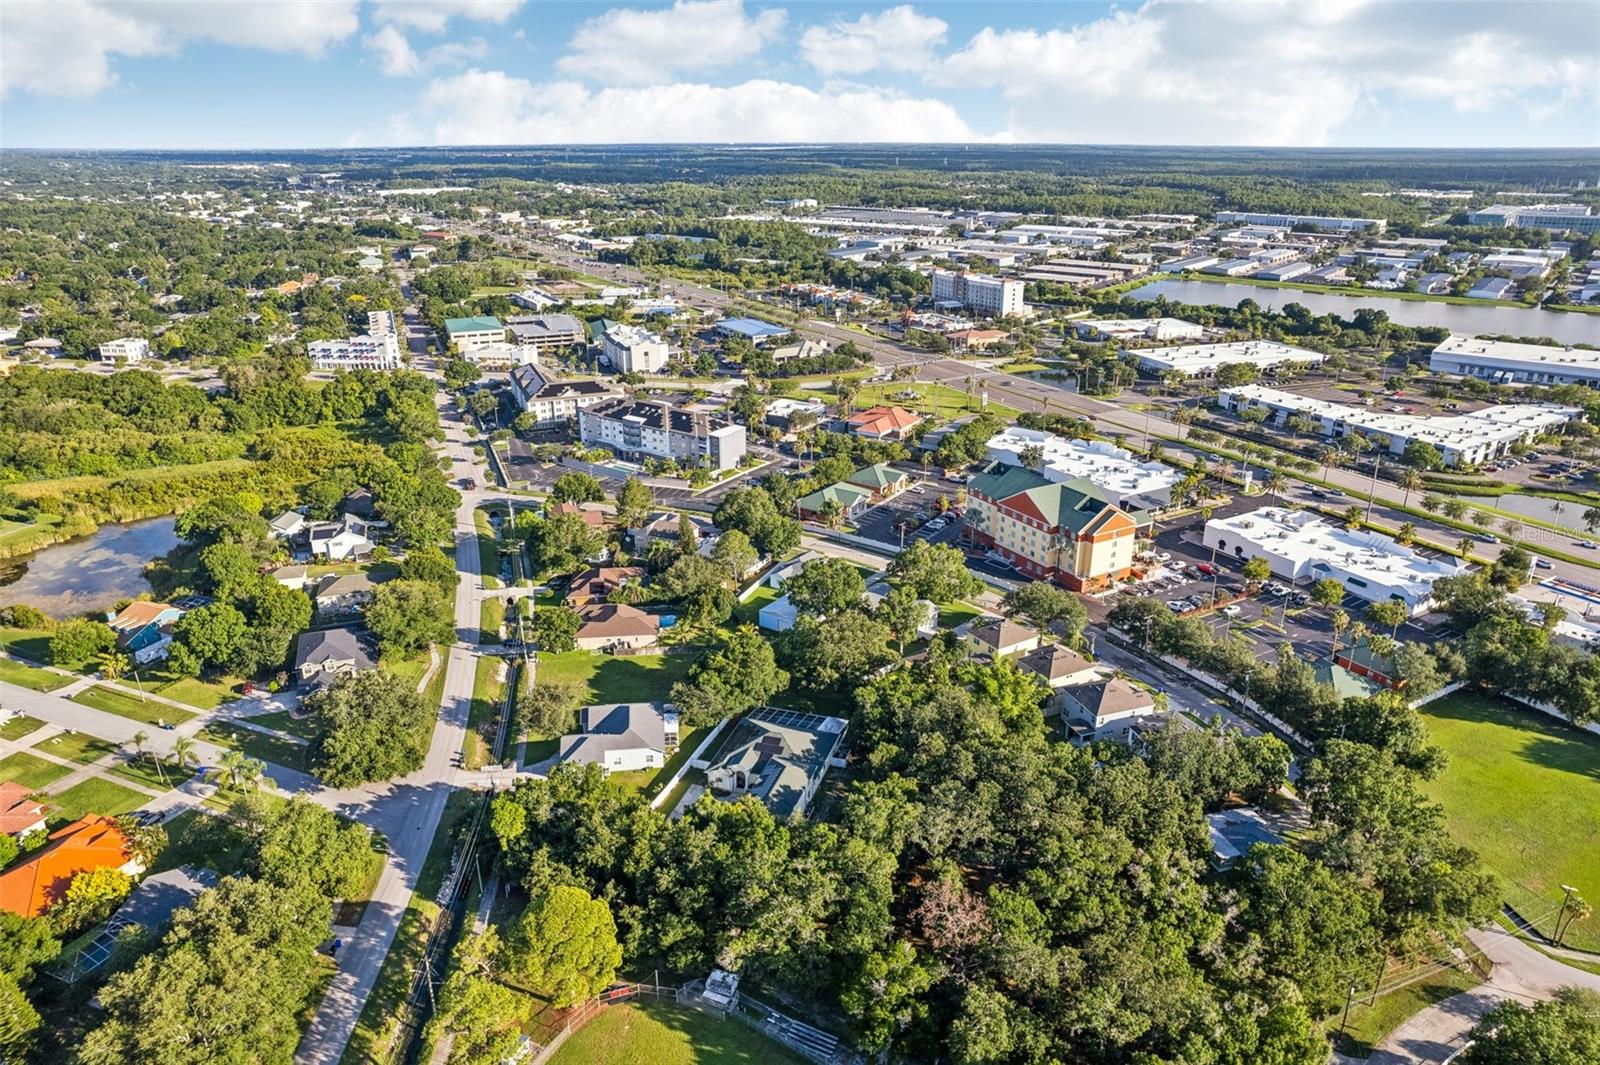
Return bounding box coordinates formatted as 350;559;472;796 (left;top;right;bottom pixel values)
0;752;73;791
731;585;780;626
46;777;148;824
604;726;702;801
7;458;255;501
138;671;239;710
0;628;57;665
855;381;1021;422
199;722;312;773
480;596;505;644
0;715;45;741
0;657;71;692
109;754;195;792
1418;691;1600;953
245;710;321;741
32;730;118;765
475;508;505;590
549;999;804;1065
536;652;692;705
465;656;510;770
1332;964;1483;1058
73;685;196;727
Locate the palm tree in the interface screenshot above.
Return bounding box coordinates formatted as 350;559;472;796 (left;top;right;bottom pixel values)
127;729;167;786
98;650;130;682
1398;469;1423;507
1329;608;1350;656
170;735;197;773
219;750;247;791
236;758;265;793
1264;472;1287;502
1457;536;1475;560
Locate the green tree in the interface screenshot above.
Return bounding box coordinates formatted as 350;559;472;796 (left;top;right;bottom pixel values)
442;357;481;389
503;885;622;1008
785;557;867;617
532;606;581;653
709;528;758;580
1241;557;1272;590
516;679;583;737
1312;578;1346;609
0;912;60;984
670;626;790;723
779;612;894;692
0;972;40;1061
550;472;605;505
520;512;604;575
424;931;526;1064
888;539;982;603
877;585;928;652
241;794;378;902
1365;598;1410;639
49;867;135;937
398;545;458;591
168;603;247;676
653;553;734;629
1462;986;1600;1065
197;542;257;599
49;618;116;668
1000;580;1088;641
614;476;654;529
365;580;454;658
1401;439;1444;471
308;671;433;787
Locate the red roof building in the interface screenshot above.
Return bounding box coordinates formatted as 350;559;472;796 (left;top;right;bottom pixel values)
0;783;45;838
0;815;142;917
846;406;924;441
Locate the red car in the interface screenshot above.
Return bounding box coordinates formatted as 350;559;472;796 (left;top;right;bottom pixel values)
1196;563;1218;576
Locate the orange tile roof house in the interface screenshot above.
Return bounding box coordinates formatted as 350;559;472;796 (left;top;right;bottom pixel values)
564;566;647;607
0;815;143;918
0;784;46;838
846;406;924;441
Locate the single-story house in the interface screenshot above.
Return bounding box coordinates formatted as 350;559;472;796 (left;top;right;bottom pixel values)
312;573;377;617
341;488;377;520
844;463;910;502
114;866;221;935
1018;644;1103;692
573;604;660;651
292;627;376;687
965;617;1041;659
0;783;47;838
763;551;822;589
268;510;308;540
548;501;612;529
0;815;143;918
757;593;800;632
105;600;184;664
307;515;374;562
271;565;311;591
705;708;849;820
557;703;680;773
631;511;718;555
1060;678;1160;745
796;481;873;523
564;566;647;607
846;405;924;441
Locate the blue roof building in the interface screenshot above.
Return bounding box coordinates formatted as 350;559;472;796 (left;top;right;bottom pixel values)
715;317;788;344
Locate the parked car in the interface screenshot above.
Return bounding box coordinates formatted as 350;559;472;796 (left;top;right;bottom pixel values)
1292;592;1312;605
1196;562;1218;576
1220;605;1243;617
1167;601;1187;613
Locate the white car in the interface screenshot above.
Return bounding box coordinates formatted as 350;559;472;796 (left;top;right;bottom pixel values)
1220;605;1243;617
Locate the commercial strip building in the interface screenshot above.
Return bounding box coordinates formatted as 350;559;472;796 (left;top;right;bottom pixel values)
1134;340;1324;378
1467;204;1600;236
1073;317;1205;343
1218;384;1580;467
308;331;402;371
964;463;1143;593
714;317;789;345
443;316;507;357
1429;335;1600;387
599;324;669;373
578;397;746;471
930;268;1028;317
98;337;150;363
1202;506;1464;615
508;364;624;427
1215;211;1386;233
984;426;1181;508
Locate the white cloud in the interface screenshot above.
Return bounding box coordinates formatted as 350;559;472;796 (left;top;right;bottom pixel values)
557;1;787;86
370;0;524;33
799;5;947;77
937;0;1599;145
365;26;489;78
413;69;974;143
1;0;359;98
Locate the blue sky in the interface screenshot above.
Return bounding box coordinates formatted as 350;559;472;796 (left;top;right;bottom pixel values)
3;1;1597;149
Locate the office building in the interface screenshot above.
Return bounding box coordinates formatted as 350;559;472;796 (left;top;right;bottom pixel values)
599;324;669;374
97;337;150;363
508;364;624;427
1467;204;1600;236
1202;507;1463;616
459;341;539;367
1074;318;1205;343
1134;340;1324;378
443;316;506;356
1215;211;1386;233
1430;335;1600;387
714;317;789;345
579;397;746;471
1218;384;1579;467
965;463;1141;593
984;426;1181;508
506;313;586;354
930;268;1028;317
308;332;402;371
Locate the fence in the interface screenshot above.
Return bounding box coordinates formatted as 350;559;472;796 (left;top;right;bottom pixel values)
522;982;678;1065
675;978;862;1065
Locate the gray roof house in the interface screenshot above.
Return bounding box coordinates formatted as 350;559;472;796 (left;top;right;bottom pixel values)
1060;677;1159;746
558;703;680;774
292;627;376;687
706;708;848;820
312;573;377;616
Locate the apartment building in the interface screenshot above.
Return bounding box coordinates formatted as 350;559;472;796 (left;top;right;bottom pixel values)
965;463;1141;593
579;397;746;471
600;324;669;374
930;268;1028;317
308;332;402;371
98;337;150;363
509;364;625;427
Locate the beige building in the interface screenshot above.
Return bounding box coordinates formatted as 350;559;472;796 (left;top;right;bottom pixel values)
965;463;1142;592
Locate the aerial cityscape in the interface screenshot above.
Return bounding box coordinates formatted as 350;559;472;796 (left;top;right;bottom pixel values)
0;2;1598;1064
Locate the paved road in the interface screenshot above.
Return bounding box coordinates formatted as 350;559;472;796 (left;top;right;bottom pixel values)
296;393;489;1064
1370;925;1600;1064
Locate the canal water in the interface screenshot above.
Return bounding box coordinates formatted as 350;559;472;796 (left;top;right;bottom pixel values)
0;517;180;618
1124;279;1600;346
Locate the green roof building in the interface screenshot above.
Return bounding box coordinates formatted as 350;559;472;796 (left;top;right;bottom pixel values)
796;481;873;521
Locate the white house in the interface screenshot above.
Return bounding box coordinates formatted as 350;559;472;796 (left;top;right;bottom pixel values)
306;514;374;561
98;337;150;363
557;703;680;773
1060;678;1160;745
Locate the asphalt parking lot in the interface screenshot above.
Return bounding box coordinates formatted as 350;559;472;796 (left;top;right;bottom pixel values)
851;483;964;549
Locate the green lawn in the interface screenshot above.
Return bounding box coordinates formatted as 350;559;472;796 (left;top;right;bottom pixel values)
0;628;56;665
199;722;312;773
549;999;805;1065
475;508;504;589
536;652;693;706
32;730;119;765
466;656;510;770
480;596;505;644
1332;964;1483;1058
0;752;73;791
109;755;196;792
73;686;196;727
604;726;701;801
142;673;239;710
383;647;433;693
0;715;45;741
731;585;779;626
147;809;252;878
0;657;71;692
1418;691;1600;953
855;381;1021;422
244;710;321;741
45;777;148;825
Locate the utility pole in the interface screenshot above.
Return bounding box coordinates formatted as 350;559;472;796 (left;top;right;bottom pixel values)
1556;884;1579;945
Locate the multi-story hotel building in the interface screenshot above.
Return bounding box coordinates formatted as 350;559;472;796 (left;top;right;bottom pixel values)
964;463;1142;592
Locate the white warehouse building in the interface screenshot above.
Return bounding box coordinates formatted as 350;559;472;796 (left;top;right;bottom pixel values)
984;426;1182;508
1135;340;1325;378
1073;317;1206;343
1218;385;1580;467
1429;335;1600;387
1203;507;1464;616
